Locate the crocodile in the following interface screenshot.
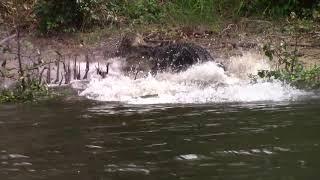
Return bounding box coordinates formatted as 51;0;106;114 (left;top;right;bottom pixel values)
117;33;224;76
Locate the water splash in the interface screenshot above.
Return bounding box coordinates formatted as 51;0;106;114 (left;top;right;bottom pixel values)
74;53;307;104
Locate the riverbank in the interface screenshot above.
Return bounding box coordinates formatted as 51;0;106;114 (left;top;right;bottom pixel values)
3;18;319;69
1;15;320;102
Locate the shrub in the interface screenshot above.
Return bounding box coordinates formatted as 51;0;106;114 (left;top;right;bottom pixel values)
34;0;84;33
255;41;320;89
0;79;50;103
123;0;164;24
29;0;320;33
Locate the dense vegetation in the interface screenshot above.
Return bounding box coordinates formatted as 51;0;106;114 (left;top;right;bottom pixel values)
1;0;320;33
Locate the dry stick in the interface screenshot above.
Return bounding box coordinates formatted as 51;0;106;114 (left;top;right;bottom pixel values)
96;62;100;75
73;55;78;80
54;61;60;84
59;72;64;86
134;70;139;80
62;61;69;84
83;55;90;79
67;62;71;84
16;25;25;89
106;63;109;74
47;63;51;84
62;61;72;84
38;67;47;84
77;63;81;80
96;63;109;78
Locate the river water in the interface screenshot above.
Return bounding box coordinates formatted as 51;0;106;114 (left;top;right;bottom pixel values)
1;99;320;180
1;53;320;180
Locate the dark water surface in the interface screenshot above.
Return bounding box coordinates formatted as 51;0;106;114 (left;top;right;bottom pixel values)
0;99;319;180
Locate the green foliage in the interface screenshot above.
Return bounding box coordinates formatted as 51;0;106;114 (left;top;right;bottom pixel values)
34;0;164;33
0;79;51;103
35;0;83;33
239;0;320;18
164;0;216;25
256;42;320;89
122;0;164;24
31;0;320;33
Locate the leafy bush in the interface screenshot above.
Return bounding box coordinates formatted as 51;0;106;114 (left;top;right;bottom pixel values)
29;0;320;33
164;0;219;25
34;0;164;33
123;0;164;24
35;0;84;33
0;79;50;103
256;42;320;89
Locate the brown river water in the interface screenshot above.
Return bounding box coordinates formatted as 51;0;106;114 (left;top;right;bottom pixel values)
0;98;320;180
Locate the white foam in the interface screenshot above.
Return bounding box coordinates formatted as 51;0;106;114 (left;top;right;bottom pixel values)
75;53;307;104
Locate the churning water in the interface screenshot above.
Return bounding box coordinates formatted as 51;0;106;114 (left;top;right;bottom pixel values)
74;52;308;104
